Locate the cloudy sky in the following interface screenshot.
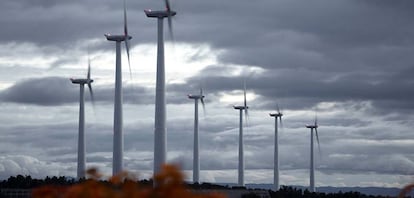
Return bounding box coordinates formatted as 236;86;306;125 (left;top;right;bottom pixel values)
0;0;413;188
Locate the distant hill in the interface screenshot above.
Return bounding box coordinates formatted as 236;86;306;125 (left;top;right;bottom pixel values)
244;184;405;197
318;186;403;197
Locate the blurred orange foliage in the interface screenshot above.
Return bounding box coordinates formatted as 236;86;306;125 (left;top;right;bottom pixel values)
32;164;226;198
398;183;414;198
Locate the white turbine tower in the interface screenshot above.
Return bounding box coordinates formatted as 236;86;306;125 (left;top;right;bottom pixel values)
269;106;283;191
144;0;176;175
306;116;320;192
104;0;132;176
233;84;248;187
70;58;94;179
188;88;205;184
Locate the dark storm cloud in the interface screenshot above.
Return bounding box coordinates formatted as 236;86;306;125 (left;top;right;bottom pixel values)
3;0;414;54
168;64;414;113
0;0;156;47
0;76;157;105
0;77;78;105
3;0;414;96
0;123;79;153
167;0;414;116
211;1;414;71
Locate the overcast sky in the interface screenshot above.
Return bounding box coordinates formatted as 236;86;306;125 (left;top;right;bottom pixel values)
0;0;413;188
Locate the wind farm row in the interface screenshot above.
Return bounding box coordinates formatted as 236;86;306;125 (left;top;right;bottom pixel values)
69;0;322;193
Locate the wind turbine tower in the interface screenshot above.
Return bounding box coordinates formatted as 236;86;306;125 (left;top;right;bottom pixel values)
269;107;283;191
233;85;249;186
188;88;205;184
70;60;94;179
144;0;176;175
306;117;320;192
104;0;132;176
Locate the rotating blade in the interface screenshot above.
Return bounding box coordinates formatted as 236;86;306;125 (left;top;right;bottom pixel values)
87;56;91;80
200;88;206;115
123;0;132;79
243;82;249;126
165;0;171;11
123;0;128;38
125;40;132;79
279;116;283;129
86;53;95;110
87;83;96;109
87;83;95;102
243;82;247;108
315;128;321;157
276;104;282;129
165;0;174;41
200;98;206;116
167;15;174;41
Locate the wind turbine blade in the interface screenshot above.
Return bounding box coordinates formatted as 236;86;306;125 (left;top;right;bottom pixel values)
123;0;128;37
315;128;321;157
200;98;206;116
88;83;95;102
87;57;91;80
279;116;283;129
123;0;132;80
88;85;96;117
243;81;249;125
199;87;206;116
165;0;171;11
86;51;95;111
244;108;249;126
164;0;174;41
276;103;283;129
243;82;247;108
243;81;249;120
125;40;132;79
167;16;174;41
88;83;95;112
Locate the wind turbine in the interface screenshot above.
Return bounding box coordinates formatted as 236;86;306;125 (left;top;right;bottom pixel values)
187;88;205;184
233;83;249;186
104;0;132;176
70;57;94;179
269;106;283;191
144;0;176;175
305;116;320;192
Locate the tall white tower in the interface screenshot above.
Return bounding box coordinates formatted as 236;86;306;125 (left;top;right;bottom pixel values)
145;5;177;176
188;91;205;183
105;34;131;176
269;111;283;191
70;66;94;179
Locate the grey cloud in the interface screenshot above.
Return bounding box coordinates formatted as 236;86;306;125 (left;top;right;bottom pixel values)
0;0;156;46
87;156;111;163
0;155;71;179
0;76;157;106
96;85;155;105
1;77;78;105
321;153;414;175
169;65;414;114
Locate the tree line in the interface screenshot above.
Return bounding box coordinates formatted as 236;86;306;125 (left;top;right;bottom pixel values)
0;175;406;198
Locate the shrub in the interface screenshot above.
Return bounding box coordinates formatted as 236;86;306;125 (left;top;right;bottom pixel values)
32;164;225;198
